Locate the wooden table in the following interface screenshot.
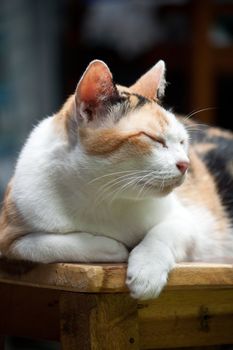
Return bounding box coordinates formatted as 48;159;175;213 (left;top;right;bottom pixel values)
0;261;233;349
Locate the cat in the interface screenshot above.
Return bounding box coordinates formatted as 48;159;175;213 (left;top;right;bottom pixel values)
0;59;233;300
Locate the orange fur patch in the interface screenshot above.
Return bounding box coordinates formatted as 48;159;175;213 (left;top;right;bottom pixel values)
79;128;152;156
53;94;76;142
80;103;169;156
0;181;29;255
53;83;169;153
118;103;169;136
193;143;217;154
177;149;230;234
207;127;233;140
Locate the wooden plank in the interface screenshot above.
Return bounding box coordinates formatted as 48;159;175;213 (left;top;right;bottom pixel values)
59;293;94;350
138;289;233;349
59;293;139;350
0;260;127;293
89;294;139;350
167;263;233;289
0;282;60;341
153;347;228;350
0;281;233;348
0;261;233;293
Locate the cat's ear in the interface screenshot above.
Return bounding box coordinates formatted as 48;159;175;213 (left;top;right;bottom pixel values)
130;60;166;99
75;60;118;123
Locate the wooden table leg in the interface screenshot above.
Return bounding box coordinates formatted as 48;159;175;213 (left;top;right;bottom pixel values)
59;292;139;350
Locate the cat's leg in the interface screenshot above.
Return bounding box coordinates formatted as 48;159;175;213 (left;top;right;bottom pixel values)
126;212;197;300
8;232;129;263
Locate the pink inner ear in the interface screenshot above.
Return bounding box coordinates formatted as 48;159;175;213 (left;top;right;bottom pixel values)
131;78;157;100
130;61;165;99
77;61;116;107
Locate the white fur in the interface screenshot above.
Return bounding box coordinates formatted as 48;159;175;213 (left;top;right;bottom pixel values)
10;109;228;299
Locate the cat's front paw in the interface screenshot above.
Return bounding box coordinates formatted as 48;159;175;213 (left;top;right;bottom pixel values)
126;246;173;300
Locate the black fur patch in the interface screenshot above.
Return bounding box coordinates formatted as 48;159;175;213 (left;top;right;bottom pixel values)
184;121;233;225
201;137;233;225
108;90;151;122
119;91;150;109
131;93;150;109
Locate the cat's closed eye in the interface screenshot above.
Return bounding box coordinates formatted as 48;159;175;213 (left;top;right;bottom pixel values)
142;132;167;148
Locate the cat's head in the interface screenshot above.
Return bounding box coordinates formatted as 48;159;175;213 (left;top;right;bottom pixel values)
57;60;189;200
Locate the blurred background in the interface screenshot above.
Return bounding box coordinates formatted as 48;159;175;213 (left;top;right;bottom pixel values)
0;1;233;348
0;0;233;199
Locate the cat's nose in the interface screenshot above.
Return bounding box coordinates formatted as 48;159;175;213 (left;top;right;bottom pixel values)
176;161;189;174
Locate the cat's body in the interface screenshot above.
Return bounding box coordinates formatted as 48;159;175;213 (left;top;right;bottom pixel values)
0;60;232;299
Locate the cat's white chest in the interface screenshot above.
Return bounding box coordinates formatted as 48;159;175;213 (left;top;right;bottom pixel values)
71;196;173;247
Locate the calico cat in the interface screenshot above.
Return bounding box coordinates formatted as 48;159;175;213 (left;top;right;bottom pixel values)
0;60;232;300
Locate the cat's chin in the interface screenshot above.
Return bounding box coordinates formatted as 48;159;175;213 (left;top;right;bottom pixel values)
120;182;180;200
134;175;185;198
159;177;185;195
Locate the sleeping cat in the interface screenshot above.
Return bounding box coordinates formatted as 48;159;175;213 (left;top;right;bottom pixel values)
0;59;232;299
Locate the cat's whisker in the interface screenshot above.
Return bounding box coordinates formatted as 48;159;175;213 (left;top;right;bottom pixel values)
183;108;198;120
94;171;151;206
119;170;162;198
102;171;178;205
109;171;163;203
133;173;153;193
184;107;216;121
108;176;142;205
95;172;140;192
94;172;147;203
88;169;151;185
94;170;171;205
185;123;208;128
89;167;170;186
185;124;208;132
105;171;158;205
185;126;206;132
135;171;158;199
160;175;166;192
136;174;154;199
100;180;131;206
140;176;156;198
94;170;150;195
94;175;138;207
